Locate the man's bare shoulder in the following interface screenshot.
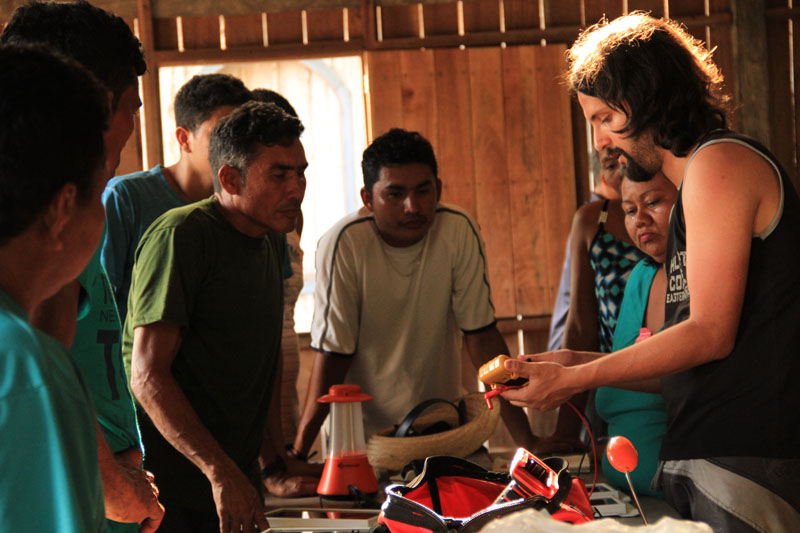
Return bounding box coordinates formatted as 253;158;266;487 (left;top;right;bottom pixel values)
688;141;778;190
686;141;780;233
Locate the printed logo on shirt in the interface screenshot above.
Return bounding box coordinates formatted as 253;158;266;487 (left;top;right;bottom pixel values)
666;250;689;304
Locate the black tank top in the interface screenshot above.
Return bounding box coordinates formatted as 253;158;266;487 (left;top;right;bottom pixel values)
662;130;800;460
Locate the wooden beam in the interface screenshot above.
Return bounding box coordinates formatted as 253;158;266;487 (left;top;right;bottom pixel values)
152;39;362;66
151;0;361;19
766;6;800;18
367;13;732;50
731;0;771;147
137;0;164;168
0;0;361;21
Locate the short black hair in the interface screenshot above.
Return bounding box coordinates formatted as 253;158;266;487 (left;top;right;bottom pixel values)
209;101;304;192
0;0;146;109
567;12;729;157
0;44;108;245
251;88;298;118
174;74;252;132
361;128;438;193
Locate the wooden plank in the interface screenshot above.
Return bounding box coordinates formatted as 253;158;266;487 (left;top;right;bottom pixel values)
583;0;624;25
668;0;708;17
153;17;179;51
533;44;576;310
117;114;145;174
307;8;345;42
766;7;793;173
153;40;361;65
463;0;501;34
180;15;222;50
708;22;738;129
347;4;364;40
571;99;592;206
151;0;361;19
627;0;665;17
137;0;164;167
379;4;418;39
433;48;477;217
377;0;465;4
546;0;583;27
468;47;515;318
398;50;438;145
223;13;264;48
0;0;140;20
422;2;458;36
267;10;303;44
364;51;403;139
503;0;540;30
793;13;800;193
0;0;367;20
731;0;769;145
502;46;549;316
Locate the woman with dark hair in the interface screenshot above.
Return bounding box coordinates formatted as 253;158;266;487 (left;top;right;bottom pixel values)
595;172;676;498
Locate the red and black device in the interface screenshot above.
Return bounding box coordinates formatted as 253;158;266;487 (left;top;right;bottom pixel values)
495;447;560;503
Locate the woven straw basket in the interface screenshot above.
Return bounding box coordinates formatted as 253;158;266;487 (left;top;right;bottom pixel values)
366;392;500;471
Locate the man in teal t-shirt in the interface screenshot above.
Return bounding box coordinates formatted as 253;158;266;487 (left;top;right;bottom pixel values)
0;45;109;533
1;2;164;530
0;291;106;532
102;74;252;327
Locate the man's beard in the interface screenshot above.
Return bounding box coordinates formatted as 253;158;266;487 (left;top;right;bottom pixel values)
614;147;657;182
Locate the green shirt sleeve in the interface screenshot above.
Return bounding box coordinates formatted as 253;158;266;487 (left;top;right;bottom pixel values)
128;215;207;330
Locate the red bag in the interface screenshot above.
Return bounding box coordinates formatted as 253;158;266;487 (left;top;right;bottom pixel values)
376;455;592;533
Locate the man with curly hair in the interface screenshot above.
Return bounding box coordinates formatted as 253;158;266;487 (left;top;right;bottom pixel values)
503;13;800;530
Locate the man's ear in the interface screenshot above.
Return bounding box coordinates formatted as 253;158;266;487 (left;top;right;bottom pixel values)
435;178;443;202
360;186;374;212
42;183;78;250
218;165;243;195
175;126;191;153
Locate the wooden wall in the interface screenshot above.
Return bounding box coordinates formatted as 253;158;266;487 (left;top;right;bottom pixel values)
367;45;575;319
765;2;800;192
0;0;760;344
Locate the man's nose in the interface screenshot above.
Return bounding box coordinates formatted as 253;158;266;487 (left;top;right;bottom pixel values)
287;173;306;200
593;127;612;152
403;194;420;213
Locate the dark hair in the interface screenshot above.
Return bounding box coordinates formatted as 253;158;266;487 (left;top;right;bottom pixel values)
567;12;730;157
361;128;438;193
174;74;252;132
208;101;304;192
0;0;146;109
0;44;108;245
251;88;298;118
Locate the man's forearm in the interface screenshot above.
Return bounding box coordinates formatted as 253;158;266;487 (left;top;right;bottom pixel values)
133;369;240;483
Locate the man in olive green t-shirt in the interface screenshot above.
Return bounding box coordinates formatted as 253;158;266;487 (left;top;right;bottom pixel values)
126;102;313;533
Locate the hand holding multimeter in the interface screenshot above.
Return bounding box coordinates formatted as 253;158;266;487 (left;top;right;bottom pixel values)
478;354;529;389
478;354;530;409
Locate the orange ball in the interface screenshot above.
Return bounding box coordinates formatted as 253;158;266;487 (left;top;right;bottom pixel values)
606;436;639;473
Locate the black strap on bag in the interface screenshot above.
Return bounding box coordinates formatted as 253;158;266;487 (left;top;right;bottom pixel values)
392;398;467;438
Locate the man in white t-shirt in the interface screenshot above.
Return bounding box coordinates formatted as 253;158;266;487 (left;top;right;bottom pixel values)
292;128;535;458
